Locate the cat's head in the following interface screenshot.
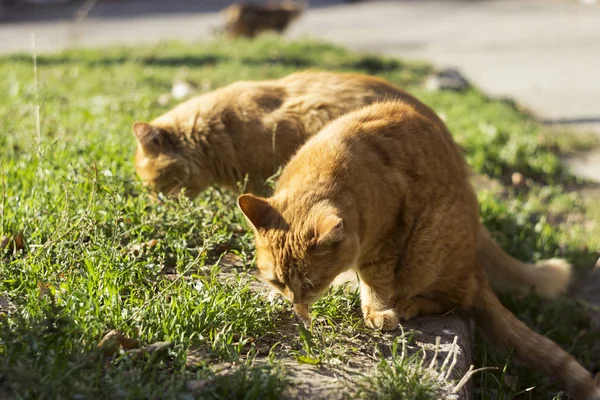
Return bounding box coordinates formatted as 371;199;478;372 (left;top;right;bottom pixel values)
237;193;359;313
132;122;210;199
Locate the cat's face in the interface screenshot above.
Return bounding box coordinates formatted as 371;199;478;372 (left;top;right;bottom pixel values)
132;122;209;199
238;194;359;314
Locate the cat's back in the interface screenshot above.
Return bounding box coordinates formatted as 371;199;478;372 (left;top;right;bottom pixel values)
278;71;447;129
278;70;403;99
277;101;467;190
152;79;288;130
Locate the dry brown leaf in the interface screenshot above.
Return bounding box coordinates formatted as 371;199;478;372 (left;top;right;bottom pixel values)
1;232;26;255
97;330;139;356
122;239;159;258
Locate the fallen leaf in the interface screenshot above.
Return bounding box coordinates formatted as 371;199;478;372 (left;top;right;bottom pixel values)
1;232;26;255
122;239;159;257
296;355;321;365
97;330;139;356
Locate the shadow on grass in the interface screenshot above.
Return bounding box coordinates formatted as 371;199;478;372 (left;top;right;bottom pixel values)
0;299;190;399
6;53;227;68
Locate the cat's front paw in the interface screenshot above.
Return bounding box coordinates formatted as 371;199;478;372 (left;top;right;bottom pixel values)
364;308;399;331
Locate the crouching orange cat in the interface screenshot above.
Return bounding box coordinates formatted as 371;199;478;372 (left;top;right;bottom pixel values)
237;102;599;399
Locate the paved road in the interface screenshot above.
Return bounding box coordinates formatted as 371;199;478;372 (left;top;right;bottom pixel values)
1;0;599;180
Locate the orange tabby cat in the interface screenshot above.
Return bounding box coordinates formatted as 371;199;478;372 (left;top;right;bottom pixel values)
237;102;598;399
133;70;570;300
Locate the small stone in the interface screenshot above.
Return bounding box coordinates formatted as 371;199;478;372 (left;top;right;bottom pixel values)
171;81;195;100
425;68;469;92
511;172;526;188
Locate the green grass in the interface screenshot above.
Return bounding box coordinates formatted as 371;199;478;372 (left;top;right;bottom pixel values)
1;37;599;399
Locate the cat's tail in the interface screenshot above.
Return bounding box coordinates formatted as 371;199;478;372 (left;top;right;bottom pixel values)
471;280;600;399
477;225;572;298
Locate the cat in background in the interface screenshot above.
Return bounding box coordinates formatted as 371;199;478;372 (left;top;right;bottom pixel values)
237;101;596;399
132;70;445;199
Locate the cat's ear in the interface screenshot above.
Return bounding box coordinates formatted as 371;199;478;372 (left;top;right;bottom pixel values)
316;215;343;245
238;194;275;231
132;122;162;152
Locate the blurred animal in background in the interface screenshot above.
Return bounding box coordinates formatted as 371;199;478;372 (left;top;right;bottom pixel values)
222;1;304;39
